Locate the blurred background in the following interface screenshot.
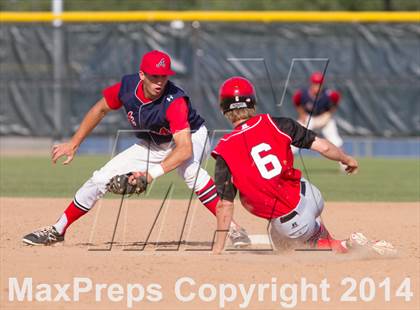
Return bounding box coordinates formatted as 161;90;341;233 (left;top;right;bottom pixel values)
1;0;419;11
0;0;419;157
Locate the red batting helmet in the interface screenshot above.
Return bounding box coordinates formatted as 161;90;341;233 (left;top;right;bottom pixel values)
219;77;256;114
140;50;175;75
310;71;324;84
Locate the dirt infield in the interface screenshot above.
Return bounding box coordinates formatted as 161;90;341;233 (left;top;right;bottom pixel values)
1;198;419;309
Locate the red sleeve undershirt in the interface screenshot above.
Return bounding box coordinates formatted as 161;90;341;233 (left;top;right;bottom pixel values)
102;82;123;110
103;81;190;133
166;97;190;133
327;90;341;105
292;90;302;107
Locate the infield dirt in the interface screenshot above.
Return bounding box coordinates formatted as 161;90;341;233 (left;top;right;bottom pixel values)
1;198;419;309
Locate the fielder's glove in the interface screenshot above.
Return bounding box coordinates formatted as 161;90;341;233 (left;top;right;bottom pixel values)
106;173;147;195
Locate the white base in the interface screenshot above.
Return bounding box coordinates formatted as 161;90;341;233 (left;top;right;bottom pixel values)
249;234;271;245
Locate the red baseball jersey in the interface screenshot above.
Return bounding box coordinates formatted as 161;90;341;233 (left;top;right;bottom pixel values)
212;114;313;219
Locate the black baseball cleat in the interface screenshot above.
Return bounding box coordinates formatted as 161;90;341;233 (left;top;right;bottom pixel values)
229;227;251;248
22;226;64;246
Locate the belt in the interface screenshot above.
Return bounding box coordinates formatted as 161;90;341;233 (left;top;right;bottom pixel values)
279;181;306;224
279;210;298;223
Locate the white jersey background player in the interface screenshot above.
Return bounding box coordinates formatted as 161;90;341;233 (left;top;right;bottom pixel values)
22;50;250;247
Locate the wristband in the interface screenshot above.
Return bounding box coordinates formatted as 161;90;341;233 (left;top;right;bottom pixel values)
149;164;165;179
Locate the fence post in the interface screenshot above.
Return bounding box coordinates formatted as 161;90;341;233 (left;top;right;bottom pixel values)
52;0;65;141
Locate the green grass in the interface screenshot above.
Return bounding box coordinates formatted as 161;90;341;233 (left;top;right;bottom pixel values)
294;157;419;202
0;155;418;201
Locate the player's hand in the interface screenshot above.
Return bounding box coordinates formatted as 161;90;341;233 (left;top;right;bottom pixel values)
128;171;148;185
212;246;223;255
129;171;153;184
52;142;77;165
141;171;154;184
341;156;358;175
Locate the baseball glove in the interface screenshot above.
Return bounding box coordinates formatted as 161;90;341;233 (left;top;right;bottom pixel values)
106;173;147;195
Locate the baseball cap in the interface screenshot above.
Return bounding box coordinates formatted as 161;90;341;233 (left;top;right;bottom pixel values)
310;72;324;84
140;50;175;76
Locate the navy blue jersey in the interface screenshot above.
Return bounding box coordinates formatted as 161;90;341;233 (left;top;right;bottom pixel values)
297;88;338;116
118;74;205;144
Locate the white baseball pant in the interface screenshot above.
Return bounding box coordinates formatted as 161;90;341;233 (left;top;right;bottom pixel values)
319;118;343;148
73;125;211;211
270;179;325;243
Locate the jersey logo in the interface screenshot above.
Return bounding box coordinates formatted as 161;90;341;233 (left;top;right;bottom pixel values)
127;111;137;127
156;58;166;68
166;95;174;102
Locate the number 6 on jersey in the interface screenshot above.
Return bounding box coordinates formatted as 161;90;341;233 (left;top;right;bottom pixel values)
250;143;282;179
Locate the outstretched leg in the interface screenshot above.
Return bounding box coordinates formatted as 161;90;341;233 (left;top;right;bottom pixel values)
307;221;349;253
270;179;348;253
22;144;153;246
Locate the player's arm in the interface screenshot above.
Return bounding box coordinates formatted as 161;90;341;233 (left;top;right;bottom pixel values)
327;89;340;115
310;137;358;174
151;129;193;182
52;97;112;164
130;130;192;185
272;116;358;174
213;200;234;255
144;98;193;183
272;117;316;149
312;112;332;128
213;155;237;255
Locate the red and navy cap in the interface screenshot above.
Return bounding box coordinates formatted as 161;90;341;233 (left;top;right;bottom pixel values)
310;71;324;84
140;50;175;76
219;76;256;114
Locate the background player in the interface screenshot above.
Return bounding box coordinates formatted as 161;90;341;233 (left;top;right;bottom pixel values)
22;51;250;248
211;76;395;255
292;72;343;153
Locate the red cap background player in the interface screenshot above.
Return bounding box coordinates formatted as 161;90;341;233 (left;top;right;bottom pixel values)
292;71;343;151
